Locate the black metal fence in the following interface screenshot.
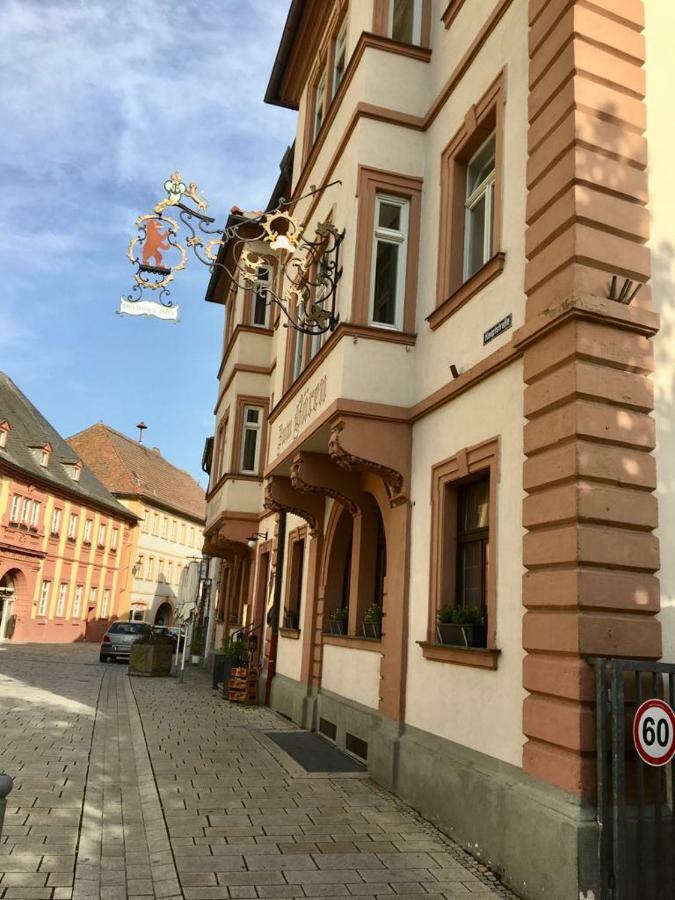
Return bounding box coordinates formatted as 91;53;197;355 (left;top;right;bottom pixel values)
592;658;675;899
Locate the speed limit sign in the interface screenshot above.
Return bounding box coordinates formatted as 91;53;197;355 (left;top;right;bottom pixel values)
633;699;675;767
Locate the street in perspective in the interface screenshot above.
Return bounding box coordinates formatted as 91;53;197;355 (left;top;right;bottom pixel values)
1;1;675;899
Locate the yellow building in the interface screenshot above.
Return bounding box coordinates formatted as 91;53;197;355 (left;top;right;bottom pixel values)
69;424;206;625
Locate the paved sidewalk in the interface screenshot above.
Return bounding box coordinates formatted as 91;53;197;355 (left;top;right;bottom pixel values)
0;644;515;900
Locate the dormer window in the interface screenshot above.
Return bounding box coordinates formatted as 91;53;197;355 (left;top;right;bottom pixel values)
30;442;52;467
62;459;83;482
0;420;9;450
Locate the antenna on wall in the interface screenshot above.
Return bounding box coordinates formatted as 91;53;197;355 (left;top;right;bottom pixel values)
136;422;148;443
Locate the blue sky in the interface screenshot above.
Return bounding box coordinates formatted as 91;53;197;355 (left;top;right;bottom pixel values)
0;0;295;486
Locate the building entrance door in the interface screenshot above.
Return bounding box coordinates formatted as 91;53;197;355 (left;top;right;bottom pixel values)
0;575;16;641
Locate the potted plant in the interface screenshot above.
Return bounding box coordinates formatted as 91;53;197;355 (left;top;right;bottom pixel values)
436;606;487;648
362;604;383;639
327;606;348;635
128;631;174;677
190;622;205;665
283;607;300;630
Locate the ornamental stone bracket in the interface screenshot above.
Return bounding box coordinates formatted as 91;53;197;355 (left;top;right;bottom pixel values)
328;415;411;507
264;476;324;536
290;451;362;516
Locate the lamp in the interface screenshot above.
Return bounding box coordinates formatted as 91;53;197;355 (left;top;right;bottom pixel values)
247;531;268;549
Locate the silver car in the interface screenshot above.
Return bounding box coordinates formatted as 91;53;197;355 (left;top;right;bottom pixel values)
99;621;152;662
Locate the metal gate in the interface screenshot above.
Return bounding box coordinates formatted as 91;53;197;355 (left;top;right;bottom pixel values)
592;658;675;899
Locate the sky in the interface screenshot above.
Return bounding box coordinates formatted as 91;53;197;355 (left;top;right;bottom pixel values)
0;0;295;487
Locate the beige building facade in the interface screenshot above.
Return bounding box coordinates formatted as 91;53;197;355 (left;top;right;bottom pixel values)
202;2;673;896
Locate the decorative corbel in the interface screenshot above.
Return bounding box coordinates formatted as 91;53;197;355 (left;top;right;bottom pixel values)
290;451;361;516
263;477;324;536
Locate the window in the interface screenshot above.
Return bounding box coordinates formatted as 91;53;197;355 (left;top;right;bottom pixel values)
83;519;93;544
98;523;106;548
428;438;499;663
89;586;97;609
30;501;41;529
389;0;421;44
284;533;305;630
67;513;79;540
38;581;51;616
464;133;496;281
110;528;119;552
142;509;150;533
50;508;62;537
252;266;271;327
9;494;21;523
152;513;159;536
20;497;31;526
167;561;173;583
101;589;110;619
293;328;306;381
432;72;504;330
180;523;186;544
370;196;409;329
171;519;177;541
72;585;83;618
131;608;145;622
189;528;195;548
313;71;327;141
240;406;262;474
0;423;8;450
456;478;490;613
158;559;164;578
332;22;347;97
40;446;51;467
56;583;68;617
163;517;169;539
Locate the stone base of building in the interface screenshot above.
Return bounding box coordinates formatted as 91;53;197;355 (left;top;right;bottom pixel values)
269;674;599;900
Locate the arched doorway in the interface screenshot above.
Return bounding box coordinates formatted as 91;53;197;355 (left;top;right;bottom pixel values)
323;507;354;629
154;602;173;626
0;570;20;640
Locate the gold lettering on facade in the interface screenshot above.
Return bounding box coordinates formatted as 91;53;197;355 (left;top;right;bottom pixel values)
276;376;328;453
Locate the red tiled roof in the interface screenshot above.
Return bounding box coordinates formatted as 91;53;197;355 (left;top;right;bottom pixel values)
68;424;205;522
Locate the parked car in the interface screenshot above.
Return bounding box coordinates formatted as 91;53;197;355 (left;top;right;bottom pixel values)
100;621;152;662
151;625;184;652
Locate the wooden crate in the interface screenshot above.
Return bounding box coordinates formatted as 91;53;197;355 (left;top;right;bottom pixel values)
227;667;259;704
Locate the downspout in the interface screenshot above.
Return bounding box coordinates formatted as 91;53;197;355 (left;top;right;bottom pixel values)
264;511;286;705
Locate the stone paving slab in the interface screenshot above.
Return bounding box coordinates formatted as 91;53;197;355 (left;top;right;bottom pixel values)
0;644;514;900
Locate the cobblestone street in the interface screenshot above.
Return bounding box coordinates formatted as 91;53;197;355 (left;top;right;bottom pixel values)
0;645;513;900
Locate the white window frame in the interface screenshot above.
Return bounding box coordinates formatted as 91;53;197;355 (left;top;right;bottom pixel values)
98;523;106;547
67;513;79;540
0;428;7;450
132;608;145;622
142;509;150;533
463;132;496;282
40;447;50;467
110;528;119;551
83;519;93;544
20;497;31;526
30;501;41;529
51;507;62;536
369;195;409;331
171;519;177;541
89;586;97;609
389;0;422;45
9;494;21;523
332;21;347;98
38;581;51;616
56;582;68;617
313;70;327;141
293;328;306;380
101;589;110;619
72;585;83;618
252;266;272;327
240;406;263;474
152;513;159;536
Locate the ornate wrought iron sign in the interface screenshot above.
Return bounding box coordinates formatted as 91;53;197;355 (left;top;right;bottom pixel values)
121;173;344;333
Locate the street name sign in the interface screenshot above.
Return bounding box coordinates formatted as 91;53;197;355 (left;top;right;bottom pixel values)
633;698;675;766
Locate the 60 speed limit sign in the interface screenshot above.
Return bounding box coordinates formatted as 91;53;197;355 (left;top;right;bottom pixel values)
633;699;675;767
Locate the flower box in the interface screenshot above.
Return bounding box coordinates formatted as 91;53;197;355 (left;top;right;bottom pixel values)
436;623;487;648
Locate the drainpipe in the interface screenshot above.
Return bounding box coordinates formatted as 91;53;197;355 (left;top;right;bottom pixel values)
264;511;286;706
0;773;13;840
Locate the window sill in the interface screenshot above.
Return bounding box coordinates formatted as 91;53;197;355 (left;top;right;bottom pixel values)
427;252;506;331
279;627;301;640
323;634;382;652
418;641;500;669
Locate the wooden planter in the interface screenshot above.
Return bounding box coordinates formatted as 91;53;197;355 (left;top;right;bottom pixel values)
228;666;258;704
436;623;487;648
128;643;173;677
